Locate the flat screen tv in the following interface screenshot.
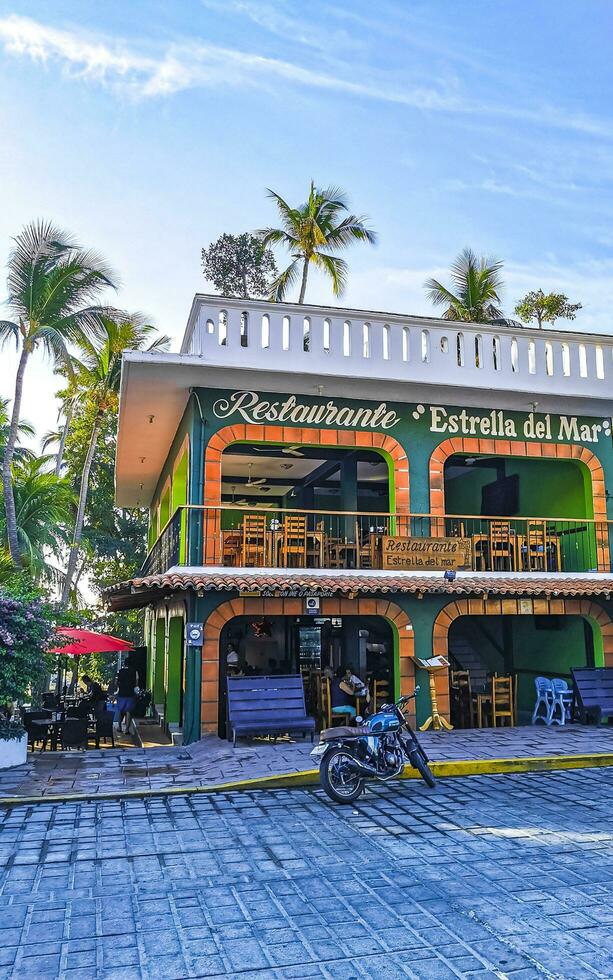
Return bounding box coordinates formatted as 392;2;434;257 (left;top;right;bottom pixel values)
481;473;519;516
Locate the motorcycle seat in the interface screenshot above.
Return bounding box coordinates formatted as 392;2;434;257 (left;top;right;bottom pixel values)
320;725;370;741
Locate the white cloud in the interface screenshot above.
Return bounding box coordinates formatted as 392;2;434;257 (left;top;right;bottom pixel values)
1;13;612;142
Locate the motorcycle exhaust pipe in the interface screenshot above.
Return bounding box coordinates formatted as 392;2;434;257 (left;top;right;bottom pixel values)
344;757;403;780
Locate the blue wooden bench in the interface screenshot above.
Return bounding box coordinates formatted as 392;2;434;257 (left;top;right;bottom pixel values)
572;667;613;724
227;675;316;747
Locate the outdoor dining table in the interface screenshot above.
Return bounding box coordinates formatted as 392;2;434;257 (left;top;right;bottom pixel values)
30;717;65;751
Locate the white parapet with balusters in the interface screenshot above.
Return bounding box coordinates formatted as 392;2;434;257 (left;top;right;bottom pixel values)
180;295;613;405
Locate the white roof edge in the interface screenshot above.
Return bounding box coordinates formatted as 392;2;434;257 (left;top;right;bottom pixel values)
181;293;613;353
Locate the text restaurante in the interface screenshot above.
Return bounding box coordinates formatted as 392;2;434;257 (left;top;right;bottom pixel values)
213;391;400;429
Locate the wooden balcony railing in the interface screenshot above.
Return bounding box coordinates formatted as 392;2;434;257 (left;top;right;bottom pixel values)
141;506;612;578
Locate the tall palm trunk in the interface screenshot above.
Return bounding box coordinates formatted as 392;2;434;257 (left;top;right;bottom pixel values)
60;413;101;606
298;257;310;303
2;345;29;563
54;403;74;477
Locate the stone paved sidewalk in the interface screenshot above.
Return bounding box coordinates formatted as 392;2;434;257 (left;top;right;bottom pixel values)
1;725;612;800
1;767;613;978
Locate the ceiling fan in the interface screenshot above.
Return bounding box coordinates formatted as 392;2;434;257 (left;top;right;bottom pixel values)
246;463;268;488
250;445;304;458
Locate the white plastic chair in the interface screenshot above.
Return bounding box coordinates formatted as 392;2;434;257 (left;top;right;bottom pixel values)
531;676;554;725
550;678;573;726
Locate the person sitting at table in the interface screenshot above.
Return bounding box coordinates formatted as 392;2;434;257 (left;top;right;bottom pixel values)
81;675;106;719
330;665;358;720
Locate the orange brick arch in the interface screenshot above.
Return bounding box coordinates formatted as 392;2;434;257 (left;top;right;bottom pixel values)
429;436;609;569
429;436;607;518
200;595;424;734
204;423;409;507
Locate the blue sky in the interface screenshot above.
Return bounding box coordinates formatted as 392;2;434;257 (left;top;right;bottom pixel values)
1;0;613;437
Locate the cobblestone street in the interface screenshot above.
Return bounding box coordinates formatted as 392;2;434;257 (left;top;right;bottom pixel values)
1;768;613;979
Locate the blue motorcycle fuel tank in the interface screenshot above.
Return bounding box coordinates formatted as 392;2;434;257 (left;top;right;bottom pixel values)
366;711;400;734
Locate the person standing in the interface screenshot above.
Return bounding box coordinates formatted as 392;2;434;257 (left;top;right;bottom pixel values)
113;658;138;735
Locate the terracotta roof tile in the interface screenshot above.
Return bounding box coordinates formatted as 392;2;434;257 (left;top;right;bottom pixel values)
104;570;613;610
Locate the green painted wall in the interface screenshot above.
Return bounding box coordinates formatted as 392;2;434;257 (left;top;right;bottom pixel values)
159;485;171;530
148;399;195;543
445;458;591;518
153;618;166;705
166;617;184;725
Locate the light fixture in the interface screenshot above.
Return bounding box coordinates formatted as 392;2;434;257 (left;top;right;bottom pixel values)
464;457;476;466
140;457;146;463
148;415;155;423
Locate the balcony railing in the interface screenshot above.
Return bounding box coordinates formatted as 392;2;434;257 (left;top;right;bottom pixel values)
140;506;612;578
180;295;613;403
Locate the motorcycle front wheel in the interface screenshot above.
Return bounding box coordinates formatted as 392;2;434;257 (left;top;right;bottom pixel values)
408;749;436;788
320;748;365;804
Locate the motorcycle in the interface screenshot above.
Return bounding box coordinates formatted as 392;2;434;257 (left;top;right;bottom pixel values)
310;689;435;804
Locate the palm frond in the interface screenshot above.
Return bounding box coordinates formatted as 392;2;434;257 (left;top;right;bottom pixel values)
0;320;19;348
424;278;461;310
319;214;378;249
268;259;301;302
313;253;348;297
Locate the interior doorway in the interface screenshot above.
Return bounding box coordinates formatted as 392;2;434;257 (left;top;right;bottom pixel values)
448;614;598;727
217;614;393;738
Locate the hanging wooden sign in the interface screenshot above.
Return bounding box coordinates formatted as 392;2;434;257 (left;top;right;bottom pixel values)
381;536;472;570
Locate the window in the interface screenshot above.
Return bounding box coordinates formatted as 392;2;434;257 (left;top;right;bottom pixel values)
421;329;430;363
240;311;249;348
282;315;291;350
343;320;352;356
382;324;390;360
362;322;371;358
456;332;464;366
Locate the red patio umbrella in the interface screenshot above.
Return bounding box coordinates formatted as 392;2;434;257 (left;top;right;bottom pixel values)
50;628;133;656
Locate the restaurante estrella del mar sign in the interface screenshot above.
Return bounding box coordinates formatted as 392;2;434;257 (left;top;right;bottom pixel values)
213;390;610;444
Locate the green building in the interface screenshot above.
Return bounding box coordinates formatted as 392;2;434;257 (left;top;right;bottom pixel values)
107;295;613;743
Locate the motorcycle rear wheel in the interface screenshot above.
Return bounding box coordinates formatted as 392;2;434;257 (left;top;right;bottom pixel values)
320;748;365;804
408;749;436;788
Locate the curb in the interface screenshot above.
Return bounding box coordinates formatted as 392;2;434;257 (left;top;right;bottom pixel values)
1;751;612;808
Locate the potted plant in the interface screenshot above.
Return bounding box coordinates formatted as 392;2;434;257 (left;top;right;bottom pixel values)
0;584;54;769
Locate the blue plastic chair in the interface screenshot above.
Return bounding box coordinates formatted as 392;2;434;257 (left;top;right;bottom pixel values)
531;677;554;725
550;678;573;726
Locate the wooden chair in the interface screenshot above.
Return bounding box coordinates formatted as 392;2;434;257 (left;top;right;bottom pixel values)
479;675;515;727
322;676;353;728
488;521;515;571
222;530;241;566
281;516;307;567
450;669;474;728
241;514;267;566
373;678;390;712
355;521;374;569
306;525;325;568
520;521;561;572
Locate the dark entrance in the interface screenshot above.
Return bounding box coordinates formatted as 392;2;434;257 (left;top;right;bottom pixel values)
448;614;595;727
217;614;393;738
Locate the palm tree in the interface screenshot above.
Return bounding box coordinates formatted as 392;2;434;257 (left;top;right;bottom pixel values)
0;220;117;564
424;248;506;323
0;455;74;585
60;315;170;606
259;181;377;303
0;398;35;465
